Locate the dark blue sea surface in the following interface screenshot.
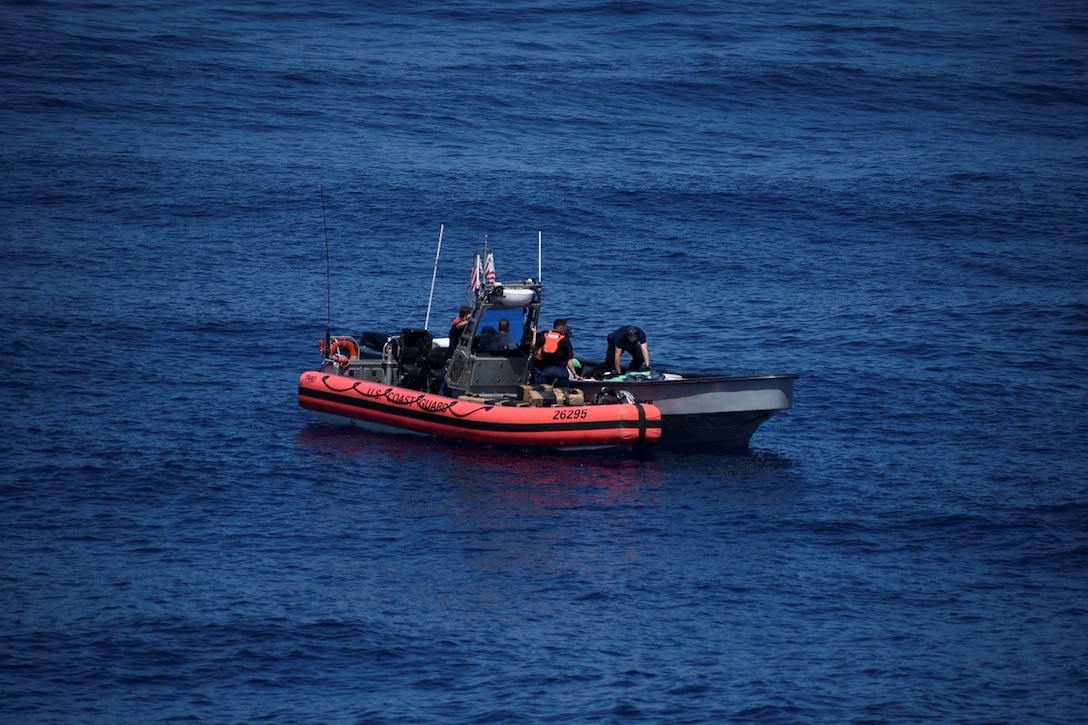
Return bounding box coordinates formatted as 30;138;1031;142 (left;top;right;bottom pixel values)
2;1;1087;722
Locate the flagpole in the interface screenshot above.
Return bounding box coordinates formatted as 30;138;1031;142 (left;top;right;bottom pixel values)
424;223;444;331
467;249;482;305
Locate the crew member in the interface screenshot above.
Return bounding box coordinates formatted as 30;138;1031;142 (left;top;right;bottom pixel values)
605;324;650;376
447;306;472;358
534;318;577;387
491;318;515;351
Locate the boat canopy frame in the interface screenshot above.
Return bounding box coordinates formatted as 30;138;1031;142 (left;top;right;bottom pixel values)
445;279;542;398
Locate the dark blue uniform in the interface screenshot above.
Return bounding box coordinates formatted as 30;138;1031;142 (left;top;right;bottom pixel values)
605;325;647;374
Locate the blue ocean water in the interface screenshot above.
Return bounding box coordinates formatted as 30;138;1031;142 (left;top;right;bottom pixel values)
2;0;1087;722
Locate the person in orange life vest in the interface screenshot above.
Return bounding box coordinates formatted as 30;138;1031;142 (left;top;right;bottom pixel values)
447;306;472;358
533;318;577;387
605;324;650;376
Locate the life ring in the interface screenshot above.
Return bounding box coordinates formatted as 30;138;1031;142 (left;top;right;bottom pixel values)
332;337;359;359
320;336;359;360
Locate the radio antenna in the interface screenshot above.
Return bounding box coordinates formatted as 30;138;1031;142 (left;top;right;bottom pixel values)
320;183;332;353
425;223;444;330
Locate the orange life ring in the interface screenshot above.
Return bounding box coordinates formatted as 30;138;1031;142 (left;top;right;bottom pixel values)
331;337;359;359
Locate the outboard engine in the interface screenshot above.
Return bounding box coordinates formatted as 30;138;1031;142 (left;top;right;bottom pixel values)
393;328;438;391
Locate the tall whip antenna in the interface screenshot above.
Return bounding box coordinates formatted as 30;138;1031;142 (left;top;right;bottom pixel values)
425;223;444;330
320;183;332;353
537;230;542;283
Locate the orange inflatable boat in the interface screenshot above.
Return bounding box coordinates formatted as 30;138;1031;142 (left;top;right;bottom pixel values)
298;371;662;450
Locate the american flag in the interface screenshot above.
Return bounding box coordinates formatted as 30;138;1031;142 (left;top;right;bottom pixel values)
483;250;496;285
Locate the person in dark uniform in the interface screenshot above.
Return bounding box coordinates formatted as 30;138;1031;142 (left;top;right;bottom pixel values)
605;324;650;376
534;318;577;387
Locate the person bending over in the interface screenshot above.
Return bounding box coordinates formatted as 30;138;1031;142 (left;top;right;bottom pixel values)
605;324;650;376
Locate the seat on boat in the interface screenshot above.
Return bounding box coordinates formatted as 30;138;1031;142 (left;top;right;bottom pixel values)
360;330;392;353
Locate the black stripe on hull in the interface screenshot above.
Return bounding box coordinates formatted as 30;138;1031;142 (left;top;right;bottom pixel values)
299;385;661;438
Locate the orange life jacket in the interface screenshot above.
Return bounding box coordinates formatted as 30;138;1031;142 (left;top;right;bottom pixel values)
535;330;566;362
